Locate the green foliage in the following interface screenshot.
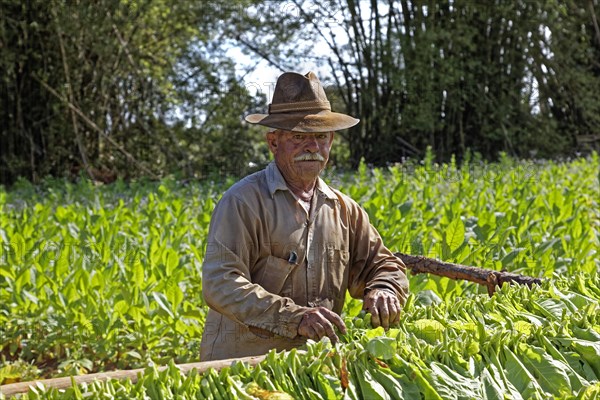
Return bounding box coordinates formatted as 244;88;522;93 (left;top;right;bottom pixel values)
0;0;266;185
248;0;600;165
3;0;599;186
0;177;231;378
0;154;598;397
5;273;600;399
337;153;599;300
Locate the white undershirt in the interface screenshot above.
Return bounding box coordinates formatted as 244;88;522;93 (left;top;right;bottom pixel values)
298;196;312;214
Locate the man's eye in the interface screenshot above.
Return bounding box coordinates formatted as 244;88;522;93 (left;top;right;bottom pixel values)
293;135;303;140
317;134;327;140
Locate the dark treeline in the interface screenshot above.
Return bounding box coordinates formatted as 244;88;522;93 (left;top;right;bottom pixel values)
1;0;599;185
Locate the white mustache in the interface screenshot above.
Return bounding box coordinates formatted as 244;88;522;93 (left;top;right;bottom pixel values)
294;153;325;162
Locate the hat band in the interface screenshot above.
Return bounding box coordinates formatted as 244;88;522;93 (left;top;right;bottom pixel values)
269;100;331;114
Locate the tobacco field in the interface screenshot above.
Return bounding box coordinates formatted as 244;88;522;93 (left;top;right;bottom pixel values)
1;153;599;399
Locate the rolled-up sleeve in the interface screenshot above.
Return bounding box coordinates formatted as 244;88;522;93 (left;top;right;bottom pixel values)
202;193;306;338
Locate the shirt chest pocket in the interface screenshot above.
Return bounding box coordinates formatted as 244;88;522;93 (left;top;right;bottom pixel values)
326;246;350;299
253;255;297;295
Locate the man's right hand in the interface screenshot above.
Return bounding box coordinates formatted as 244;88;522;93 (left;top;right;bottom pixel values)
297;307;347;344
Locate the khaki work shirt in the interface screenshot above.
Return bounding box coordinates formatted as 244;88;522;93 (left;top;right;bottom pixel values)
200;162;409;361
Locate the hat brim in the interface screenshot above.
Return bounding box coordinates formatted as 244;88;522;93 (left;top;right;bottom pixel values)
245;110;359;132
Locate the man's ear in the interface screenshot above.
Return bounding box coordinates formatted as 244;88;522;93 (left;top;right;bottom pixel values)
266;131;278;154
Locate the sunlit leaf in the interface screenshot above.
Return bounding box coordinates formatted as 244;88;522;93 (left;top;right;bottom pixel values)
444;218;465;253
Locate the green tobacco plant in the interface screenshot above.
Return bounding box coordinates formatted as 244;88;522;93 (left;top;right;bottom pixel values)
0;154;598;398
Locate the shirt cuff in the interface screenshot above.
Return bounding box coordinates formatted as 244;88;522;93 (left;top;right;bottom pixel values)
247;306;307;339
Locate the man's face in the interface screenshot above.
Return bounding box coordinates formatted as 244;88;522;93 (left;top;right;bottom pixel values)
266;130;335;183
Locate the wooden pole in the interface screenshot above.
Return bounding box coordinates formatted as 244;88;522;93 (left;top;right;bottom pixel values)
395;252;543;296
0;355;267;398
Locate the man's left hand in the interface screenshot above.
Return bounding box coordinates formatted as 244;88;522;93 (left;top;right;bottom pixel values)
363;288;401;330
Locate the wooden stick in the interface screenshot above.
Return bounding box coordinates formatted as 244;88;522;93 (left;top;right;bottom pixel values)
0;355;267;398
395;252;543;296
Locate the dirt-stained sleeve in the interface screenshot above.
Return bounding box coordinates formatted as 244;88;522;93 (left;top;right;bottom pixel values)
344;198;410;304
201;192;306;338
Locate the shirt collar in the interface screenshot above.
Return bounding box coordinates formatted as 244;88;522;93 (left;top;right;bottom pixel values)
266;162;338;201
315;176;338;200
266;162;289;197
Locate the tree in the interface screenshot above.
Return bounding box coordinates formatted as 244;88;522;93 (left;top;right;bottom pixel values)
530;0;600;153
0;0;268;184
233;0;600;166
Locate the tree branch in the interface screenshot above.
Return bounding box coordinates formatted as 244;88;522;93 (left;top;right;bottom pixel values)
395;252;543;296
235;35;287;73
33;76;159;179
52;8;94;180
106;10;190;175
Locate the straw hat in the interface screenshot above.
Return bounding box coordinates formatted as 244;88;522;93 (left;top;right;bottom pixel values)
245;71;359;132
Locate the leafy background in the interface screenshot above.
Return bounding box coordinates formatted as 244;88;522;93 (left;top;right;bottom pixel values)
2;0;599;184
1;152;598;383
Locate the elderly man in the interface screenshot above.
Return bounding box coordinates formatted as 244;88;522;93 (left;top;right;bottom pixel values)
200;71;409;361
